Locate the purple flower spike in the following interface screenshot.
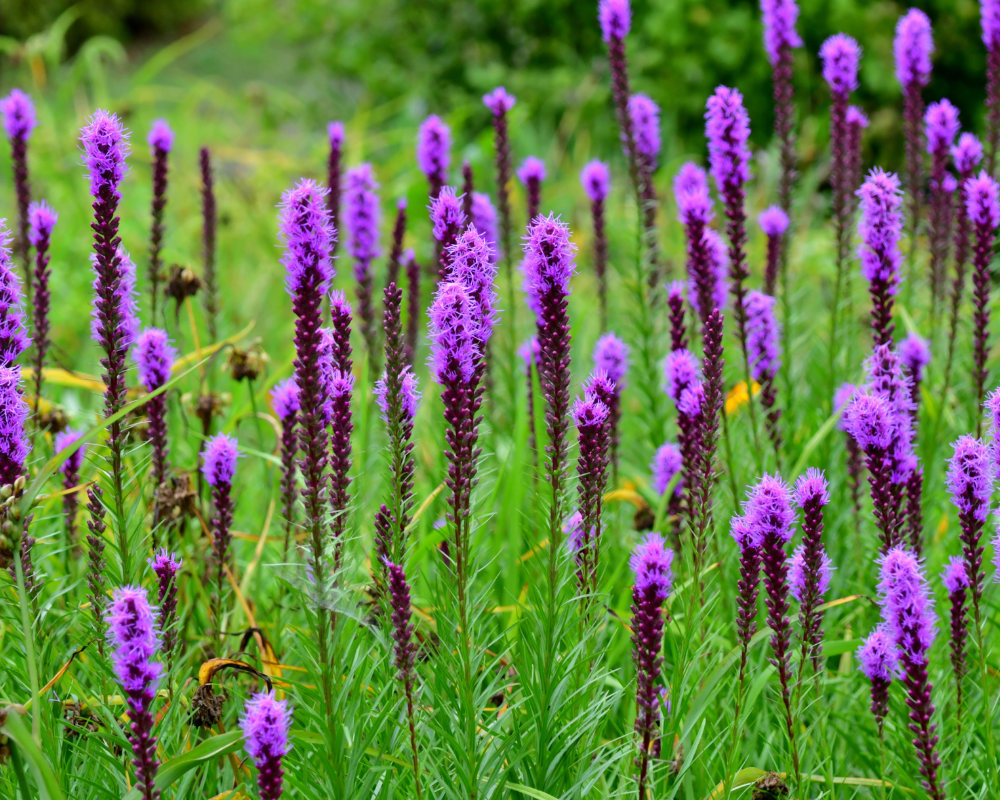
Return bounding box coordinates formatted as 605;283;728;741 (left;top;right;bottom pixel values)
271;378;299;422
241;691;291;800
858;624;898;735
81;110;131;201
628;94;661;173
0;223;29;367
147;119;173;154
675;162;727;330
900;332;931;389
947;435;994;619
788;544;832;601
791;467;832;674
953;133;983;174
745;290;783;458
518;156;546;224
674;162;712;225
203;433;238;600
926;100;960;309
2;91;35;306
572;385;612;596
0;366;29;487
448;225;499;351
375;367;421;425
417;114;452;199
967;170;1000;429
986;1;1000;172
663;348;700;404
759;206;788;296
599;0;631;42
280;179;333;297
0;90;36;142
483;86;516;115
471;193;499;263
26;202;55;403
593;333;628;469
431;186;466;281
759;205;789;238
107;586;162;800
385;560;422;794
327;122;344;260
271;377;299;550
666;280;688;351
820;34;861;97
651;442;682;497
136;328;176;485
428;282;477;386
942;555;970;729
345;164;380;365
925;100;960;157
894;9;934;89
857;168;904;346
202;433;239;488
581;160;611;203
148;548;182;665
760;0;802;66
876;546;944;799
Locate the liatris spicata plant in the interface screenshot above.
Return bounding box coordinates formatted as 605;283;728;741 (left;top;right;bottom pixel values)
524;216;576;581
857;168;904;347
899;331;931;418
147;119;172;321
327;122;344;259
600;0;642;196
203;433;239;605
925;99;961;320
386;560;422;798
240;691;292;800
652;441;683;545
519;337;541;461
483;87;516;306
581;160;611;328
81;109;138;581
790;468;831;676
857;624;898;737
946;434;994;620
983;0;1000;172
571;387;610;597
846;105;869;199
629;533;674;800
941;556;969;731
518;156;546;225
430;185;465;282
149;548;182;667
281;179;334;610
27;201;56;413
0;366;28;487
471;192;499;263
730;514;762;705
834;383;865;529
628;92;662;268
107;586;162;800
386;198;407;288
758;205;788;297
943;133;982;395
966;170;1000;433
0;221;30;370
1;90;35;293
404;249;420;364
323;300;355;570
55;428;86;544
674;162;724;334
200;146;219;343
747;474;801;782
895;9;934;256
663;348;701;526
760;0;802;226
417;114;451;200
271;378;299;558
593;332;629;473
345;163;381;369
461;160;474;220
745;290;782;461
85;485;108;646
135;328;176;488
876;546;944;800
666;281;688;352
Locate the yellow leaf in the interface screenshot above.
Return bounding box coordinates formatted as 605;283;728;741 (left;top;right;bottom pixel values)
603;488;648;509
725;380;761;416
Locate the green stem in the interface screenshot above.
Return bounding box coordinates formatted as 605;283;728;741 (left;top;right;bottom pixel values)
973;603;1000;799
13;545;39;744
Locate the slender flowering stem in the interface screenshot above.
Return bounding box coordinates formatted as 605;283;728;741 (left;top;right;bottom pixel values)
675;162;726;336
135;328;177;489
942;557;969;733
345;164;381;372
518;157;546;225
857;169;904;347
200;147;219;343
403;250;421;365
327;122;344;263
925;100;960;322
386;199;407;288
759;206;788;298
664;348;702;533
967;171;1000;434
628;93;662;275
983;2;1000;173
55;429;86;546
484;87;517;335
571;382;611;599
461;160;474;221
240;692;291;800
327;291;354;570
149;549;182;670
836;383;865;538
431;186;465;285
0;222;30;372
746;290;782;462
593;333;629;476
0;90;35;300
790;469;831;678
417;114;451;201
85;486;108;650
386;561;422;798
147;120;172;322
581;160;611;329
271;379;299;561
202;433;239;638
857;625;898;739
27;202;55;417
666;282;688;353
652;442;683;550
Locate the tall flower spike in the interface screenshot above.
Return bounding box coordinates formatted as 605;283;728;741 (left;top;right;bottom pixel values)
674;162;724;332
147;120;172;321
386;198;407;288
857;624;898;736
628;93;661;176
345;164;381;369
0;221;30;368
520;337;541;460
55;428;86;544
986;0;1000;172
947;435;994;618
600;0;640;193
593;332;629;472
941;556;969;731
404;249;421;365
199;147;219;343
876;547;944;800
834;383;865;527
202;433;239;604
461;160;475;221
471;192;499;264
135;328;176;488
386;561;423;798
572;388;611;598
759;205;789;296
666;281;688;352
629;533;674;800
483;87;516;333
417;114;451;200
745;290;782;460
107;586;162;800
85;486;108;647
899;331;931;418
925;100;960;316
81;109;134;580
857;169;904;346
327;121;344;260
240;692;291;800
1;90;35;297
895;9;934;249
27;202;55;412
581;160;611;327
663;348;702;534
966;170;1000;433
322;324;355;571
148;549;182;667
271;378;299;560
731;511;764;722
0;366;28;488
430;185;465;282
791;468;832;676
518;156;546;225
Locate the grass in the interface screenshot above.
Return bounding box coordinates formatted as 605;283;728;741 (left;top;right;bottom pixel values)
0;11;998;800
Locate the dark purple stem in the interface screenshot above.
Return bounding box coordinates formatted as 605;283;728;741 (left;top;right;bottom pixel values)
329;300;354;571
972;213;994;436
667;288;687;353
388;561;423;799
30;219;51;419
148;144;169;321
9;133;31;305
279;411;298;563
691;310;724;582
796;492;827;676
948;584;968;732
404;252;421;366
903;82;924;259
386;202;407;289
211;480;233;606
327;137;342;262
631;582;665;800
943;168;974;397
988;45;1000;176
591;195;608;330
200;147;218;343
85;485;107;653
905;468;924;557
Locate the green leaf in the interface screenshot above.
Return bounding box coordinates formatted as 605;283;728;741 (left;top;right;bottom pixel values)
1;710;65;800
507;783;562;800
121;730;243;800
790;406;843;480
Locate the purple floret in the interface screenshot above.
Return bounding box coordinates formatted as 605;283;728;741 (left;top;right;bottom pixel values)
522;214;576;309
593;332;630;385
742;473;795;544
134;328;176;392
55;427;87;476
0;224;30;365
581;160;611;202
599;0;631;42
28;201;58;247
758;205;789;237
942;556;970;593
483;87;516;115
344;164;381;269
857;168;904;285
106;586;162;692
925;100;960;156
894;8;934;88
571;395;609;428
328;121;344;147
279;179;334;297
705;86;753;190
375;367;421;424
428;281;478;385
947;435;995;522
202;433;240;487
628;94;661;169
417;114;452;187
430;186;466;242
788;543;833;602
90;247;139;351
878;546;936;659
820;33;861;96
952;133;983;174
1;90;35;142
745;289;781;381
629;532;674;598
470;192;499;263
80;109;131;201
270;377;299;421
760;0;803;66
662;348;700;403
899;331;932;383
674;162;713;224
857;624;900;682
517;156;546;186
147;119;173;154
965;170;1000;229
794;467;830;507
651;442;683;497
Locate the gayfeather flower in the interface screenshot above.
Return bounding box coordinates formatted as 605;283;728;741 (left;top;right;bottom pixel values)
386;198;408;288
835;383;865;525
745;290;782;459
270;378;299;557
147;120;172;320
966;170;1000;432
404;249;421;364
345;164;381;367
857;624;899;736
85;486;108;646
202;433;239;598
876;547;944;800
199;147;219;343
55;427;86;544
1;90;35;293
629;533;674;799
324;297;354;570
135;328;176;487
759;206;789;297
461;160;475;221
895;9;934;243
674;162;725;331
518;156;546;224
26;202;54;411
600;0;642;194
572;388;611;596
857;169;904;346
430;186;465;281
791;468;831;675
580;161;613;328
107;586;162;800
925;100;961;313
281;179;334;605
471;192;499;264
986;0;1000;172
484;87;516;322
731;511;763;705
148;549;182;666
82;109;135;578
0;222;30;368
651;442;682;497
899;331;931;415
846;105;869;202
520;336;541;460
327;122;344;259
866;343;917;488
628;93;661;176
941;556;969;730
593;332;629;471
947;435;994;619
820;33;861;97
386;561;423;798
417;114;451;199
240;692;291;800
666;281;688;352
